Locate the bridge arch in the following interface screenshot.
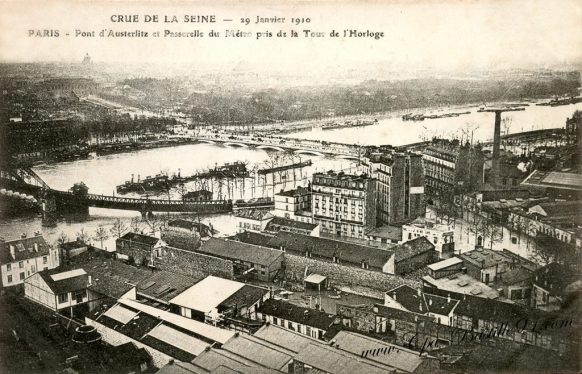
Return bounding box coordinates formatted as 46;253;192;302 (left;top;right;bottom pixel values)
198;139;216;144
294;150;325;157
335;154;360;161
257;145;285;152
224;142;249;148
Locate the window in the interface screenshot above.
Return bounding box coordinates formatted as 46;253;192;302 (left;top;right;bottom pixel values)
288;321;295;331
43;256;48;264
58;293;69;304
273;317;279;325
7;263;11;271
19;272;25;280
511;237;518;244
7;275;12;283
31;265;35;273
19;261;23;269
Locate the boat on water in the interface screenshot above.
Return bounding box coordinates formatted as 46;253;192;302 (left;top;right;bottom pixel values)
402;113;425;121
116;174;170;194
536;96;582;107
321;118;378;130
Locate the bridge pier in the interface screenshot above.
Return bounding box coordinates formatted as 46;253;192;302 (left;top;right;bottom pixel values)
42;192;90;226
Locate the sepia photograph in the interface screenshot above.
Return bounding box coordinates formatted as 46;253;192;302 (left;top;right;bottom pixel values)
0;0;581;373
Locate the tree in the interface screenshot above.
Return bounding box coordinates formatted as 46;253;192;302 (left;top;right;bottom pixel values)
56;232;69;246
76;228;91;244
469;214;503;249
94;225;109;249
130;216;143;233
110;218;128;238
145;214;167;236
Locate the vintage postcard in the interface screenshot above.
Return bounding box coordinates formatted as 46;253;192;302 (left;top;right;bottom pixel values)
0;0;581;373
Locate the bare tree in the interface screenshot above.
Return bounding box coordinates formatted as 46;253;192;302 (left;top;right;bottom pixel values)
130;216;143;233
110;218;128;239
145;214;167;236
76;228;91;245
56;232;69;246
94;225;109;249
469;214;502;249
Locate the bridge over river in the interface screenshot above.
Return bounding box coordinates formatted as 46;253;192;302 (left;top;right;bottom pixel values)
195;135;363;160
0;169;276;221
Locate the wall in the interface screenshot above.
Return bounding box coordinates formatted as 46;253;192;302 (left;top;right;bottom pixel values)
396;251;437;275
153;245;234;280
116;240;154;264
285;253;418;292
24;273;56;310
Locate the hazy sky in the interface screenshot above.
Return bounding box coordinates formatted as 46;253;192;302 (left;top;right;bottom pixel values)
1;0;581;74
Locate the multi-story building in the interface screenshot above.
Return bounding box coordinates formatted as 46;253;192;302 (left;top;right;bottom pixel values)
422;139;485;199
311;171;377;239
273;186;312;223
402;218;455;258
565;110;581;146
364;147;425;225
0;234;60;288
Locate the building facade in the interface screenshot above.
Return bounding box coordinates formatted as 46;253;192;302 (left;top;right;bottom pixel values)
0;235;60;288
274;186;313;223
364;148;425;225
422;139;485;199
311;171;377;239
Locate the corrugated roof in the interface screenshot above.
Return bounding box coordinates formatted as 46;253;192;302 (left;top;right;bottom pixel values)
333;331;426;373
118;298;235;344
147;324;209;356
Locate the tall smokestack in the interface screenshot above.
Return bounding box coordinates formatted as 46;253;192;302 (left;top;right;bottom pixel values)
492;111;502;187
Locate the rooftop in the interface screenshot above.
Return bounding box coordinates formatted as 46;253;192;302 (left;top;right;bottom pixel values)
265;216;318;232
62;255;200;302
427;257;463;271
333;331;427;373
0;235;51;264
118;232;162;246
267;232;394;269
234;209;274;221
169;276;245;313
366;225;402;240
197;238;284;266
219;333;295;371
458;247;513;269
293;343;392;374
275;186;310;198
422;273;501;299
37;268;88;294
253;323;322;354
521;170;582;191
258;298;337;331
386;285;459;315
393;237;435;262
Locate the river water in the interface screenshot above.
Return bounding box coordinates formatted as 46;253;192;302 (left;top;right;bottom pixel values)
283;102;582;146
1;102;580;254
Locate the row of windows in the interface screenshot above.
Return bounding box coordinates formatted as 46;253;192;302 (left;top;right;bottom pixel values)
6;256;48;271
